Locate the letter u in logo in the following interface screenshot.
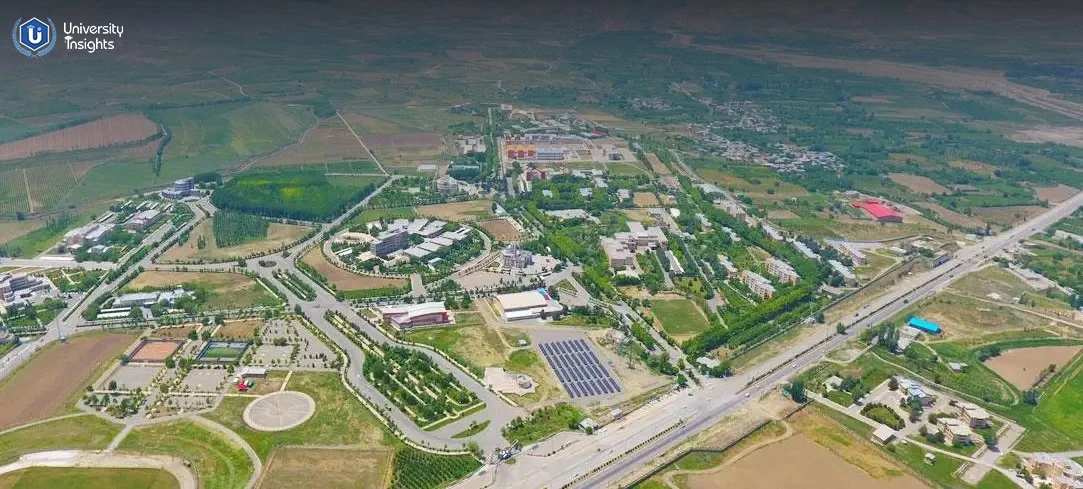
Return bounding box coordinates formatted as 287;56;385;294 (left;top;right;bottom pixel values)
26;25;41;44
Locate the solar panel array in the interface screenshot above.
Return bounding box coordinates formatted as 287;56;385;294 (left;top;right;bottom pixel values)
538;339;621;398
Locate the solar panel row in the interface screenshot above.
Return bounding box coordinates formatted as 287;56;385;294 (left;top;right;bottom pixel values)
538;339;621;399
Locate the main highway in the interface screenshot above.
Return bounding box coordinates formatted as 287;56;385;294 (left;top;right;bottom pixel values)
507;189;1083;489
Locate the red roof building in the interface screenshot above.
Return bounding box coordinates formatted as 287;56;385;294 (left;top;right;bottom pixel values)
852;199;903;223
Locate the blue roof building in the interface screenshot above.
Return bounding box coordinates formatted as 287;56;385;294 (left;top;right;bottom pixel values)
908;317;942;334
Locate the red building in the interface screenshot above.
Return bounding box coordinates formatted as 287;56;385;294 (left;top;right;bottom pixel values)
852;199;903;223
377;302;451;330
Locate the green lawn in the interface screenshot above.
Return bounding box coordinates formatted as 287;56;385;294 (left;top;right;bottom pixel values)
975;469;1019;489
0;467;178;489
650;299;711;337
118;420;252;489
1018;357;1083;450
451;420;490;439
502;403;584;445
0;415;121;465
202;372;390;461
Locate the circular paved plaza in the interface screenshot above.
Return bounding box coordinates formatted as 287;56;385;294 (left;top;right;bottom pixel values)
242;391;316;432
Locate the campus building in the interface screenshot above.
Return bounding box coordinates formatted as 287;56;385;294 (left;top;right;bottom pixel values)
766;257;800;284
0;273;50;302
741;270;776;299
435;176;461;195
501;243;533;269
1024;453;1083;489
124;209;163;231
162;178;199;200
494;289;563;321
378;302;451;329
373;229;410;257
958;402;991;428
112;288;192;308
63;223;114;246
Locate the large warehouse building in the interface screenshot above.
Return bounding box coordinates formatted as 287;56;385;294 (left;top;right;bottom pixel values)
852;199;903;223
494;289;563;321
378;302;452;329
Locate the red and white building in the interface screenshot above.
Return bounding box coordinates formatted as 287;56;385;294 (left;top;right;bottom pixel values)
852;199;903;223
378;302;452;330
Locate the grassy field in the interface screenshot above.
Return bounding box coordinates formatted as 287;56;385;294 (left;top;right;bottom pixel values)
405;322;506;377
211;171;384;222
0;467;179;489
415;200;492;222
504;349;565;406
159;218;311;262
502;403;584;445
649;299;712;339
0;415;121;465
118;420;253;489
259;446;392;489
125;271;281;311
203;372;389;461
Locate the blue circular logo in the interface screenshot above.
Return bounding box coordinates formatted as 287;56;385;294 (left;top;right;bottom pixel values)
12;17;57;58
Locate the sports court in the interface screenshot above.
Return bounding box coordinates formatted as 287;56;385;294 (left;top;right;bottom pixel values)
128;339;184;363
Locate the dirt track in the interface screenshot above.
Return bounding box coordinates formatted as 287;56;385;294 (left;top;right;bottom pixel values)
0;450;195;489
695;45;1083;123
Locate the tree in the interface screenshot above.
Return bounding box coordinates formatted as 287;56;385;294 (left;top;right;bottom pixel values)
201;330;212;341
1024;389;1039;406
888;377;899;391
788;380;807;403
983;431;997;447
108;380;118;390
165;357;176;369
187;330;198;340
836;323;848;335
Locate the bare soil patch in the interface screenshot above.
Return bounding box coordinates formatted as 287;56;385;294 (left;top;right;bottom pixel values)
915;202;985;229
888;173;950;195
258;447;393;489
302;247;408;291
949;160;998;175
633;192;661;207
362;132;442;149
0;115;159;161
972;205;1049;226
1011;126;1083;148
684;435;926;489
215;319;263;340
150;325;197;340
0;332;136;430
1034;184;1079;204
0;219;44;244
416;200;493;221
258;118;373;168
645;153;671;175
478;218;521;241
708;46;1083;122
985;345;1083;390
159;220;311;263
129;339;184;363
851;96;896;104
767;210;799;220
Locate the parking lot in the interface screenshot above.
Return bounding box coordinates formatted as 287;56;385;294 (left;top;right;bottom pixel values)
179;368;228;393
103;365;161;391
260;317;335;369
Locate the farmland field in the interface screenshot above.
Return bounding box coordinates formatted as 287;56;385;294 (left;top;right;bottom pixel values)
984;345;1082;389
0;115;159;162
214;319;263;340
152;102;312;178
390;448;481;489
888;173;950;194
972;205;1048;227
0;219;44;244
633;192;661;207
362;132;443;149
1035;184;1079;204
259;447;392;489
0;332;136;430
916;202;986;230
0;468;179;489
301;247;409;294
159;219;311;262
125;271;280;311
257;117;377;172
415;200;492;221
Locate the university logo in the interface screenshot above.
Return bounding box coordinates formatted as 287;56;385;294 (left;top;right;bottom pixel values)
12;17;57;58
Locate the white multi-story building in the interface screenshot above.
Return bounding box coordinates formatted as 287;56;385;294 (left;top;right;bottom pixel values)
713;199;746;219
790;239;821;261
502;243;533;269
741;270;776;299
766;257;800;284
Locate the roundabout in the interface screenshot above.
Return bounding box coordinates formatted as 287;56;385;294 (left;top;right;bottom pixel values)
242;391;316;432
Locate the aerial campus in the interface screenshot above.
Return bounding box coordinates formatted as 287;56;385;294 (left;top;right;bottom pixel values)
3;2;1083;489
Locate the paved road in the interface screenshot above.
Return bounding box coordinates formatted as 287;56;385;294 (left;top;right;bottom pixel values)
505;189;1083;489
0;257;115;270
